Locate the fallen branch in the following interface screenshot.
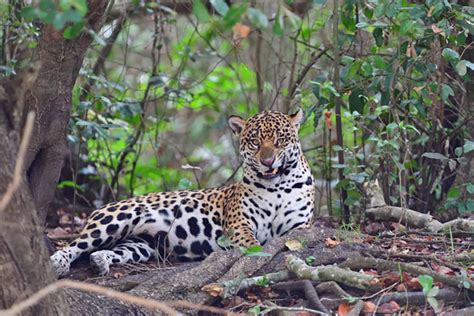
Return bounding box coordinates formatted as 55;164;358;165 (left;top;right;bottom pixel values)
0;279;239;316
347;300;364;316
271;280;330;313
202;270;291;299
387;253;463;271
285;255;379;291
341;257;474;291
0;111;35;213
365;206;474;236
363;181;474;236
260;301;327;315
377;287;466;306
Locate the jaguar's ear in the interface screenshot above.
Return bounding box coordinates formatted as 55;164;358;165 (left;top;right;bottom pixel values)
288;109;304;129
228;115;246;136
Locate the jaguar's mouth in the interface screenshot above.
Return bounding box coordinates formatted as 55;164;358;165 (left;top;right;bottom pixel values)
258;164;285;180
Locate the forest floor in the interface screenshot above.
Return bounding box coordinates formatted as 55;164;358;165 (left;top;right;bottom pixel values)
47;210;474;316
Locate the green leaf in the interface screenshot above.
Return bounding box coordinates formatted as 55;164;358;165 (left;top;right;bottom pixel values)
447;186;460;199
20;7;38;20
248;306;261;314
272;12;283;36
313;0;327;5
241;245;272;257
442;48;460;62
210;0;228;16
63;21;84;39
222;4;247;29
455;60;467;76
178;178;193;189
52;13;67;30
355;21;369;29
349;88;366;113
422;152;449;160
192;0;209;23
463;280;471;289
68;0;88;16
373;21;388;28
440;83;454;100
464;140;474;153
418;275;433;295
305;255;316;265
62;9;83;23
465;60;474;70
88;30;106;46
386;122;398;131
373;28;384;47
427;296;440;313
466;183;474;194
248;8;268;29
466;200;474;211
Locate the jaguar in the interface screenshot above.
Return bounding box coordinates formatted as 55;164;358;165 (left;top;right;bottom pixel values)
51;110;315;276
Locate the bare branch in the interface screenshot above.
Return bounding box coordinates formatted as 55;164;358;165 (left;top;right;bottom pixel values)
0;279;241;316
0;111;35;213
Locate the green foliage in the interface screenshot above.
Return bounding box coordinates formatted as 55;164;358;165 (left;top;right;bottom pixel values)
247;305;262;314
418;275;441;313
255;275;270;287
4;0;471;220
240;245;272;257
305;255;316;265
21;0;87;37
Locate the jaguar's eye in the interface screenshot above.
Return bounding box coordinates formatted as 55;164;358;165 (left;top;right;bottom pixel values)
250;139;260;147
277;137;287;146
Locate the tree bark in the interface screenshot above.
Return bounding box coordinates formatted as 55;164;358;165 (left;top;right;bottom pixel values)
22;0;109;224
0;79;68;315
0;1;109;314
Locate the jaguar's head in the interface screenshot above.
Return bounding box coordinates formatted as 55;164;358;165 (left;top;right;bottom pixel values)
228;110;304;181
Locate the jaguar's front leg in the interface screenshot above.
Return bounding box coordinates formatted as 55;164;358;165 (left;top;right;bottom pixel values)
224;187;260;248
223;212;259;248
226;224;260;247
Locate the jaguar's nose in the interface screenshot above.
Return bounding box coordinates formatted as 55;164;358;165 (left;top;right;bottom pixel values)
260;157;275;168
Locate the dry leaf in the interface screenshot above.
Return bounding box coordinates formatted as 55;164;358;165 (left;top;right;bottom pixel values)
364;222;384;235
396;283;407;292
405;277;423;291
113;272;124;279
363;301;376;313
224;296;244;308
413;85;424;93
427;6;434;17
47;227;71;239
325;237;340;247
378;300;401;313
432;263;454;276
232;23;251;45
337;303;353;316
382;271;401;287
324;111;332;129
285;239;303;251
431;24;444;34
201;283;224;297
406;43;417;58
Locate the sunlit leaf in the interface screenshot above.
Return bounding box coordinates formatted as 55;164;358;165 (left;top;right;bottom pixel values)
248;8;268;29
442;48;460;62
192;0;209;23
210;0;228;16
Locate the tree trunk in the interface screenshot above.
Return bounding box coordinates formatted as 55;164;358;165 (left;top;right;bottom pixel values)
0;79;68;315
0;1;109;314
22;0;109;224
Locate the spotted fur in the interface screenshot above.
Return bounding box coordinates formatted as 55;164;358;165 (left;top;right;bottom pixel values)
51;110;315;276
